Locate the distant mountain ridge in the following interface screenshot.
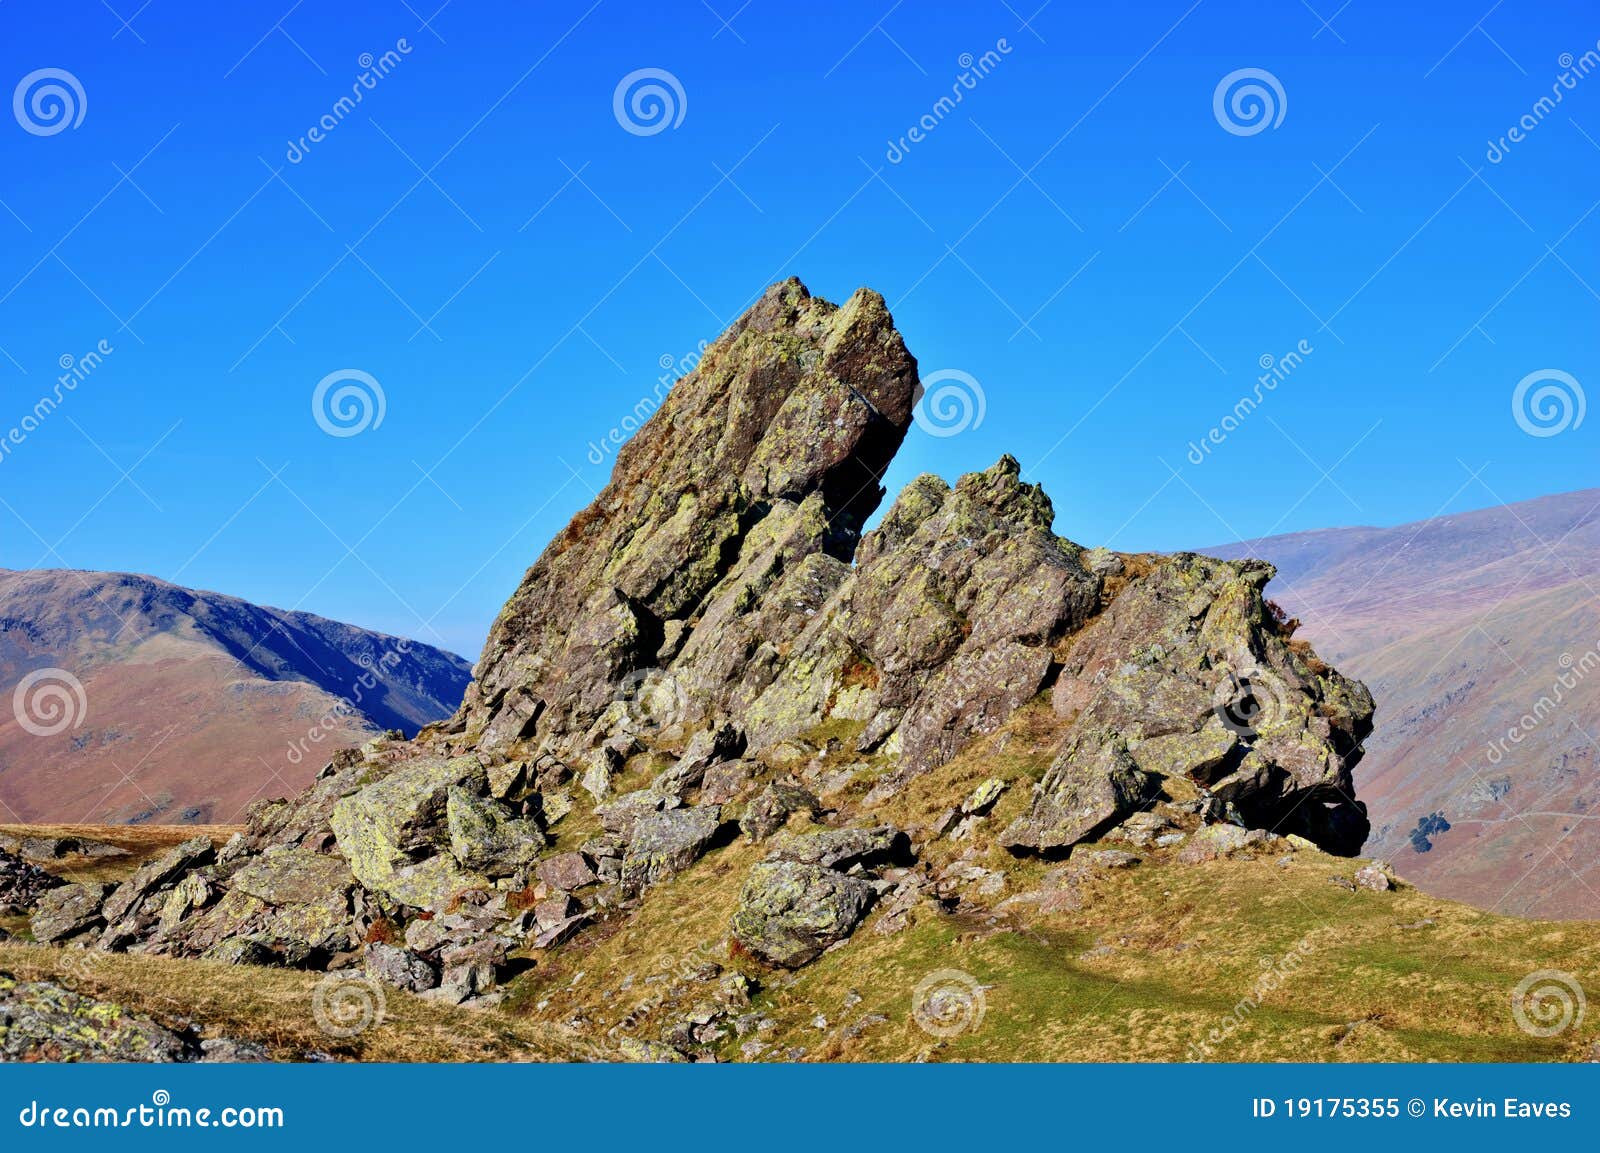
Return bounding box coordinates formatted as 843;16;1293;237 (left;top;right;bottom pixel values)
0;569;471;825
1204;488;1600;919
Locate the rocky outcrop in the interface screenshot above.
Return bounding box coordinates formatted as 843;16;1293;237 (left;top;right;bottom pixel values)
27;279;1375;1034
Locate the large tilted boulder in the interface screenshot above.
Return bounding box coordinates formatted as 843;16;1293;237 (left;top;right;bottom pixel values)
452;279;922;760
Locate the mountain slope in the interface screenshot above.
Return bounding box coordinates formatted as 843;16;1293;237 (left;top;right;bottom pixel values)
0;569;471;825
1204;489;1600;919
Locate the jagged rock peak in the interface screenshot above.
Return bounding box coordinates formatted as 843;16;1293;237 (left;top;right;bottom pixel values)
456;279;920;757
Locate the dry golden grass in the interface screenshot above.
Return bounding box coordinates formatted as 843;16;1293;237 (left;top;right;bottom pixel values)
1;823;242;884
0;941;588;1062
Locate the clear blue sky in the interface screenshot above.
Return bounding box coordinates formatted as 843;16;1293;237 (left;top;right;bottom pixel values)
0;0;1594;658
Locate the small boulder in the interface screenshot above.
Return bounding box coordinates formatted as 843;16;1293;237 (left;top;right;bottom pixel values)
1354;864;1394;892
764;826;910;872
0;971;192;1062
536;852;597;892
620;806;722;893
445;787;546;876
729;861;876;968
363;942;438;992
30;882;114;945
961;777;1008;817
740;780;823;841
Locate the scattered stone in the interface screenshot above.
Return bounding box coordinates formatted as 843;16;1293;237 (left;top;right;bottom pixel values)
1354;864;1394;892
621;806;722;893
0;846;65;914
1087;848;1140;869
764;826;910;872
741;780;824;841
30;882;115;945
1001;734;1156;854
1328;875;1358;892
961;777;1008;817
198;1037;271;1063
700;760;756;805
363;942;438;992
536;852;597;893
1176;823;1274;864
445;787;546;876
616;1037;688;1063
729;861;876;968
101;836;214;925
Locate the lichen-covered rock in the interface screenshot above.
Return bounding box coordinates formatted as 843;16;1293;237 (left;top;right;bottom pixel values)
1046;553;1373;853
1176;823;1275;864
730;861;876;967
535;852;597;893
329;755;489;910
765;826;910;872
740;780;823;841
1001;734;1157;855
455;279;920;760
30;882;114;945
620;806;722;893
0;971;192;1062
101;835;214;925
445;787;545;876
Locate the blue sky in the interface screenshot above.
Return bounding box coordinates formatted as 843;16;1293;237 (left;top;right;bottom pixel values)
0;0;1594;658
